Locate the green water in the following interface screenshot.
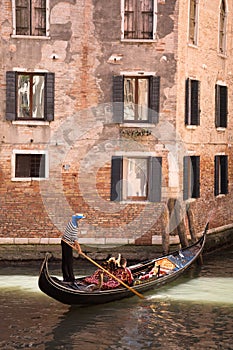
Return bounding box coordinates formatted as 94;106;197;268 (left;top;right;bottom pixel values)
0;247;232;350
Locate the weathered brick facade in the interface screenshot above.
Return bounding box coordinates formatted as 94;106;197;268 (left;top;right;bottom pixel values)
0;0;233;248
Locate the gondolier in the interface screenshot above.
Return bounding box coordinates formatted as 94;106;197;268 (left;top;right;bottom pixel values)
61;213;85;282
39;223;209;306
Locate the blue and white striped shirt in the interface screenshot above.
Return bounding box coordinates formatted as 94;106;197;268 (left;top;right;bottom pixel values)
62;220;79;244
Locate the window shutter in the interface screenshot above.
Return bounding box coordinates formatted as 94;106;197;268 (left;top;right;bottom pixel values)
16;0;30;35
215;85;220;127
185;78;189;125
110;156;123;201
189;0;195;43
44;73;55;121
148;157;162;202
149;76;160;123
191;80;200;125
221;156;228;194
33;0;46;36
192;156;200;198
6;72;17;121
113;76;124;123
183;156;189;200
214;156;219;196
124;0;135;39
220;86;228;128
140;0;153;39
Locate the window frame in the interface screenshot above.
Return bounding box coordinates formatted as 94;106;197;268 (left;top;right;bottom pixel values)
214;155;228;196
183;156;200;200
111;155;162;202
185;78;200;126
121;0;157;42
215;83;228;128
12;150;49;181
17;72;45;120
188;0;199;46
113;74;160;124
219;0;227;54
12;0;50;38
6;71;54;122
123;157;149;201
123;76;149;122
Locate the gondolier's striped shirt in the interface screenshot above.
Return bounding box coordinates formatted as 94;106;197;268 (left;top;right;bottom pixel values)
62;221;79;244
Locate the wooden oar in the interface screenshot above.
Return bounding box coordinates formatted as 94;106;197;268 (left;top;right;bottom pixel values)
63;240;145;299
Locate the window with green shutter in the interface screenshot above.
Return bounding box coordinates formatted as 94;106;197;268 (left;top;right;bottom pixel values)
214;155;228;196
215;84;228;128
6;72;54;122
113;75;160;123
183;156;200;200
111;156;162;202
185;78;200;126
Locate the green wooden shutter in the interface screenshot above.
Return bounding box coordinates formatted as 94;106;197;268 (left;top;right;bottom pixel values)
110;156;123;201
192;156;200;198
191;80;200;125
220;86;228;128
6;71;17;121
44;73;55;121
215;85;228;128
215;85;220;127
221;155;228;194
148;157;162;202
149;76;160;123
183;156;189;200
113;76;124;123
185;79;189;125
214;156;220;196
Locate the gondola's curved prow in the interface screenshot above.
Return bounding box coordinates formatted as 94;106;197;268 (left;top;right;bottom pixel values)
38;223;208;306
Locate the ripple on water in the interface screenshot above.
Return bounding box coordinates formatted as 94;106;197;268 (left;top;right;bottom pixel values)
147;277;233;305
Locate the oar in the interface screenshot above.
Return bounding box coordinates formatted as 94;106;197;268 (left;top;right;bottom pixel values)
63;240;145;299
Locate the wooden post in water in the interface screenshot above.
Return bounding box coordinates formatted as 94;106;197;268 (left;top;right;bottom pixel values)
186;203;197;242
162;208;170;254
167;198;189;248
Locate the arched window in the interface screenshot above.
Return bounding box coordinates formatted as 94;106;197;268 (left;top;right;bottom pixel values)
219;0;227;54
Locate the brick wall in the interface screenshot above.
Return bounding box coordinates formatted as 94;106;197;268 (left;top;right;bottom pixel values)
0;0;233;246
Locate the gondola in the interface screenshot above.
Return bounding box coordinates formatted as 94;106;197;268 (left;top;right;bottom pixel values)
38;223;208;306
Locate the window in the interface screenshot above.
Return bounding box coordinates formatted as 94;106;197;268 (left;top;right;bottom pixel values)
6;71;54;121
12;150;49;180
215;84;228;128
13;0;48;36
111;156;162;202
214;155;228;196
124;77;149;121
189;0;199;45
121;0;156;40
185;78;200;126
183;156;200;200
219;0;227;54
113;75;160;123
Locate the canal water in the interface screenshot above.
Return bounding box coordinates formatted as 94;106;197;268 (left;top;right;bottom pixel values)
0;246;232;350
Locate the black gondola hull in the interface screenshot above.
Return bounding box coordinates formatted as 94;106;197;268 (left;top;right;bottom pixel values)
38;226;207;306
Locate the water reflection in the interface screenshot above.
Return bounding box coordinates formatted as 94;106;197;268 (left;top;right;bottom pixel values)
43;298;233;350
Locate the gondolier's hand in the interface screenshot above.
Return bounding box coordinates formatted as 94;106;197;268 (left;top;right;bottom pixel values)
74;241;82;255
